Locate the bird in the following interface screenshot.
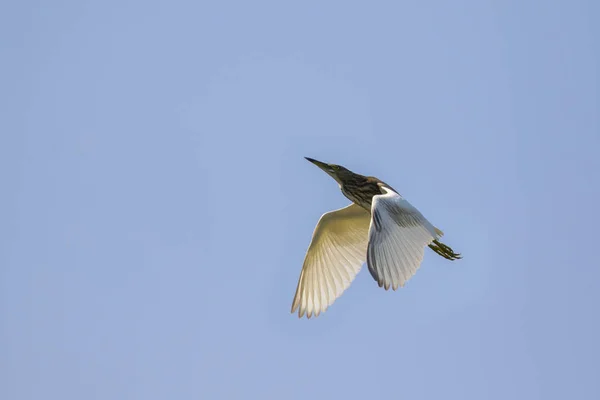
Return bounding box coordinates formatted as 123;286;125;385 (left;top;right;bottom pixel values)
291;157;462;318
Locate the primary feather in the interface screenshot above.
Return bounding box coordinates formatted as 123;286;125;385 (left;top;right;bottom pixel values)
366;186;439;291
291;204;370;318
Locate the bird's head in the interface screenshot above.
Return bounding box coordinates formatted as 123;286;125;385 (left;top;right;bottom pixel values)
304;157;359;186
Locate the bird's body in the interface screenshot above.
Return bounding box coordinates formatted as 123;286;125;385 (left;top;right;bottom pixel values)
291;157;461;318
340;176;387;211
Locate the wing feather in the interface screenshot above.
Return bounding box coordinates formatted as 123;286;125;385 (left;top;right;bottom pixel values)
366;187;441;291
291;203;371;318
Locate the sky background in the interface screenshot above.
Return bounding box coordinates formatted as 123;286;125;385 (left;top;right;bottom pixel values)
2;0;599;399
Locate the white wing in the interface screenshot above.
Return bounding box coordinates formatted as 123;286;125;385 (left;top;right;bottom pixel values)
291;204;371;318
366;187;440;291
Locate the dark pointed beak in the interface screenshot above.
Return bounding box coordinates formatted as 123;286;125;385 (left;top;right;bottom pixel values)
304;157;341;183
304;157;328;170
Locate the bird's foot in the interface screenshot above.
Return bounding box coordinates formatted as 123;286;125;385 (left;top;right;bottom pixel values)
429;239;462;260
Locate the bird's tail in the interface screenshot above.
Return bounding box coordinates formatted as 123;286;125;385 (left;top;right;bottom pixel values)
428;239;462;260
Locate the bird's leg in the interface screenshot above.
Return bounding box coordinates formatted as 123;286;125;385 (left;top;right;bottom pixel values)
429;239;462;260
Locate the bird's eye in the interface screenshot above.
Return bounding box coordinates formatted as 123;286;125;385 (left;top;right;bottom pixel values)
332;165;340;171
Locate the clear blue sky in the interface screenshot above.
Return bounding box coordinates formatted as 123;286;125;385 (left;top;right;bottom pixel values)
2;1;599;399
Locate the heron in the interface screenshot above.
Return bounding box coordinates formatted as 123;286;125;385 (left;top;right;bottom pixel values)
291;157;461;318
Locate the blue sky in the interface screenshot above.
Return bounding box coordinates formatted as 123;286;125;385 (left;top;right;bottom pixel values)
2;1;599;399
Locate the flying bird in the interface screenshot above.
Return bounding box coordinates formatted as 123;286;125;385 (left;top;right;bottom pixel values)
291;157;461;318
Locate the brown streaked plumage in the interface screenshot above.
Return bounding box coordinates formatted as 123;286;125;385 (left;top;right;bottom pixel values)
291;157;462;318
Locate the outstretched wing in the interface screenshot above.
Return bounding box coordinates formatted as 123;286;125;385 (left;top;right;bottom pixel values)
291;204;371;318
366;187;440;290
